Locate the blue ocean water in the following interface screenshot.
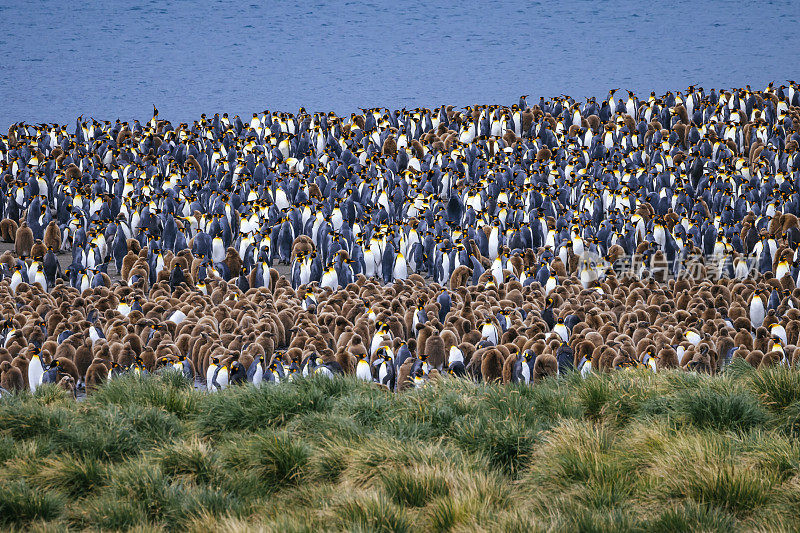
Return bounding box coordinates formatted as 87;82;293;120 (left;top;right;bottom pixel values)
1;0;798;130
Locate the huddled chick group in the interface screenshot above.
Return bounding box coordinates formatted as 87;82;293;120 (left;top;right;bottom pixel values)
0;269;797;395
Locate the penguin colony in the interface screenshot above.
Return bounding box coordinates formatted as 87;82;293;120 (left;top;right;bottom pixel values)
2;82;800;397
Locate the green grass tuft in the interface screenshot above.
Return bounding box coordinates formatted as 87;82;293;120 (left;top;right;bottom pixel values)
451;415;536;476
379;467;450;507
0;400;68;440
70;492;149;530
155;438;219;484
748;366;800;411
196;377;342;435
87;373;198;418
31;454;108;498
675;384;767;432
0;479;65;525
643;501;736;533
223;431;311;492
336;495;411;533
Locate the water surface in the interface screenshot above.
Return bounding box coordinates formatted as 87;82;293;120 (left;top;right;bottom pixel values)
1;0;798;129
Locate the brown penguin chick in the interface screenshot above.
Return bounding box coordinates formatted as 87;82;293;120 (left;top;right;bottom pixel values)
409;139;425;159
586;114;601;134
686;344;714;374
185;155;202;179
64;163;81;181
501;351;522;384
480;347;504;384
290;236;314;262
425;334;447;371
30;240;46;261
754;327;770;354
54;341;76;364
347;334;369;362
759;350;783;368
336;348;355;376
536;147;552;161
15;221;34;258
593;344;617;373
459;319;482;347
521;109;534;132
139;347;157;371
656;345;679;370
449;265;471;290
74;342;94;382
440;329;459;352
502;129;517;148
0;219;18;243
127;238;141;255
116;126;132;146
26;324;46;351
733;328;753;350
745;350;764;368
84;359;109;393
673;104;690;125
120;252;138;281
0;360;25;391
533;353;558;382
382;133;397;156
224;247;243;278
58;375;76;398
396;357;416;392
416;324;434;358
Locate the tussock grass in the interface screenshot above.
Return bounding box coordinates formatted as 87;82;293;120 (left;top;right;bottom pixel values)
2;369;800;530
87;372;198;418
451;415;536;476
223;431;311;491
0;400;68;440
336;494;411;533
51;405;183;460
195;376;348;435
674;383;768;432
31;454;108;498
643;501;736;533
748;366;800;411
155;437;220;484
0;479;64;525
69;491;150;530
379;467;450;507
32;383;76;407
